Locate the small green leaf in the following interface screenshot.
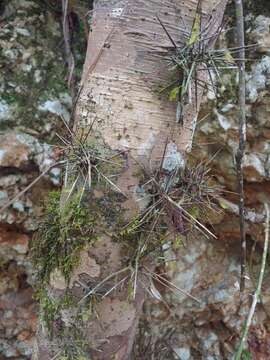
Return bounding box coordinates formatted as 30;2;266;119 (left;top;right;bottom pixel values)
219;198;229;210
169;86;179;101
188;206;200;219
127;280;134;300
242;349;252;360
173;235;184;250
224;50;235;64
188;12;201;46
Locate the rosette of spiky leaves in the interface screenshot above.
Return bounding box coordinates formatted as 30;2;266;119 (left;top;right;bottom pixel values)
58;117;125;206
157;1;251;122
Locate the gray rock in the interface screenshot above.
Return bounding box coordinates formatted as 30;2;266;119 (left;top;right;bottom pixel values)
0;99;12;121
0;190;8;204
246;56;270;102
38;99;70;123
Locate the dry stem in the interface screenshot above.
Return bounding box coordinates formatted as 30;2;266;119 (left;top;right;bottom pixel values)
234;0;247;292
234;203;270;360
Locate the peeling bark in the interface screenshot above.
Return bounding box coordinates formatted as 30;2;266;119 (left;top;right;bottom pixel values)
34;1;228;359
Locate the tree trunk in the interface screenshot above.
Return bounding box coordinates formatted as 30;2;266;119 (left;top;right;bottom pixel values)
33;0;228;359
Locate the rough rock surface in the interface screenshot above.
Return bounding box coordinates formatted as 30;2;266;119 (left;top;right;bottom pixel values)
0;0;89;355
0;0;72;137
0;1;73;358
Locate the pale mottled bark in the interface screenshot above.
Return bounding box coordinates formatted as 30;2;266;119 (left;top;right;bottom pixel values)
34;1;228;359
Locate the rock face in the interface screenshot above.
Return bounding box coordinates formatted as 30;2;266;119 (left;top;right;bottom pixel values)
0;0;72;136
0;1;73;358
0;0;89;355
1;1;270;360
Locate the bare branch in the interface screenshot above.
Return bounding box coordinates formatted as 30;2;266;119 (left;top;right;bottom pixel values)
62;0;75;95
234;203;270;360
234;0;247;292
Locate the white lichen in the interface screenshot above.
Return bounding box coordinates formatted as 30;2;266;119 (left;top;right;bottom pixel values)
162;142;185;172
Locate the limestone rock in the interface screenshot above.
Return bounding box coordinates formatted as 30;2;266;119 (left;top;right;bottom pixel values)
248;15;270;54
246;56;270;103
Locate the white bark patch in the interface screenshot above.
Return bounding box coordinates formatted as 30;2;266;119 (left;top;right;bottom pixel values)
173;347;191;360
137;132;156;158
0;99;12;121
246;56;270;102
134;185;151;211
220;103;235;113
243;153;266;180
111;8;123;17
186;115;198;153
119;137;130;149
162;142;185;172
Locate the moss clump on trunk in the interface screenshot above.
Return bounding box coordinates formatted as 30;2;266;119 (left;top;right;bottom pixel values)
31;190;98;353
36;289;75;336
30;190;97;286
36;288;92;358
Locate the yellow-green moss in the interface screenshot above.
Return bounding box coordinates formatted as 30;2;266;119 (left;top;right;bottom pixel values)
30;190;97;286
36;289;92;358
59;326;90;360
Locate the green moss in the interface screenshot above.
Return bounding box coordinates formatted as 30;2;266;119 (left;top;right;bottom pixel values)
36;289;75;337
216;69;238;106
0;0;71;138
59;326;91;360
31;186;100;335
31;190;97;286
55;295;99;359
246;0;270;16
36;270;96;350
0;92;18;104
241;349;252;360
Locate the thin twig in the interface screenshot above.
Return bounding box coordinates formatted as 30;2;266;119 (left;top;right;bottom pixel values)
234;203;270;360
156;15;177;49
101;275;129;299
50;351;62;360
163;192;217;239
62;0;75;95
78;267;130;303
143;267;201;303
235;0;247;292
0;161;65;214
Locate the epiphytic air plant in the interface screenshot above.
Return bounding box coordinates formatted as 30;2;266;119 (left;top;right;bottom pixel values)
157;0;253;124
